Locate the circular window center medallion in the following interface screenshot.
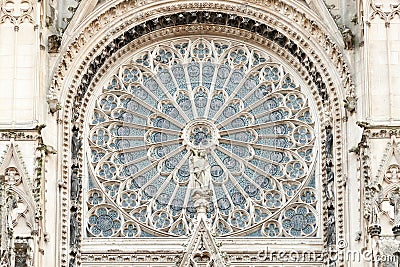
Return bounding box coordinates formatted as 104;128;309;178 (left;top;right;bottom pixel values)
182;119;220;150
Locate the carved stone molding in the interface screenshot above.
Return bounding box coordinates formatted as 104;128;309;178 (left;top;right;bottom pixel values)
80;252;182;264
0;141;46;267
364;127;400;139
0;130;41;141
0;0;34;24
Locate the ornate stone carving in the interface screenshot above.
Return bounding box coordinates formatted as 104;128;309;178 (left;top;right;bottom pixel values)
390;188;400;236
368;1;400;25
339;25;355;50
14;241;29;267
70;167;79;201
85;36;319;239
0;130;40;141
71;127;81;164
0;0;34;24
64;10;335;119
68;255;76;267
53;2;349;265
49;1;355;109
363;127;400;139
327;208;336;246
326;165;335;207
189;149;212;191
370;185;383;225
325;127;334;158
0;142;44;267
48;35;62;53
368;224;382;237
69;210;78;247
344;95;357;113
180;219;227;267
80;252;182;264
385;165;400;184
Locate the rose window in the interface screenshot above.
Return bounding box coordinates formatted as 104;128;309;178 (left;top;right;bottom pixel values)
86;37;319;238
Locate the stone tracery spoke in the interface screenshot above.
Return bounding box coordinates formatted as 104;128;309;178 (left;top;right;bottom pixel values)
87;37;318;238
209;148;288;210
108;121;181;136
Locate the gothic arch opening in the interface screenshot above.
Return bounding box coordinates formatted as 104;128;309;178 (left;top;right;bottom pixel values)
54;2;348;266
77;34;326;266
85;36;322;238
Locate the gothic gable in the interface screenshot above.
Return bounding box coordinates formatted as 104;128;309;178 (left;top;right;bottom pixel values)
180;219;226;267
0;143;37;267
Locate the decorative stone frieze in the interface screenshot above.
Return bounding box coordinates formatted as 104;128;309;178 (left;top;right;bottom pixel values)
0;130;41;141
80;252;182;264
367;0;400;26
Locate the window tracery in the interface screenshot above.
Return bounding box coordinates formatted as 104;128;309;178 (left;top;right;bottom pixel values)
86;37;320;238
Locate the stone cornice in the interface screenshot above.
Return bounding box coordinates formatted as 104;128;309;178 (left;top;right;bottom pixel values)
0;129;42;141
361;125;400;139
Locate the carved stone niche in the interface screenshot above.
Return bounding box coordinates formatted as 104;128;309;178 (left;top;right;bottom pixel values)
191;251;213;267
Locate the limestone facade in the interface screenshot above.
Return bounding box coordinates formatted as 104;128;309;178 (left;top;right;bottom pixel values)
0;0;399;266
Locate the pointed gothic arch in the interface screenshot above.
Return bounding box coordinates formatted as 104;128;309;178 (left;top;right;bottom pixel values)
49;1;351;266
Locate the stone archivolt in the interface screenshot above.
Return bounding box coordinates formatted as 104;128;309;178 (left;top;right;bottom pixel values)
51;0;353;106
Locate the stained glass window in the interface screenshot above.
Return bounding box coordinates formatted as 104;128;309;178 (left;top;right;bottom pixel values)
86;37;319;238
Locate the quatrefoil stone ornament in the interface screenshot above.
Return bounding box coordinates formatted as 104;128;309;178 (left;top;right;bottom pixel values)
385;164;400;183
